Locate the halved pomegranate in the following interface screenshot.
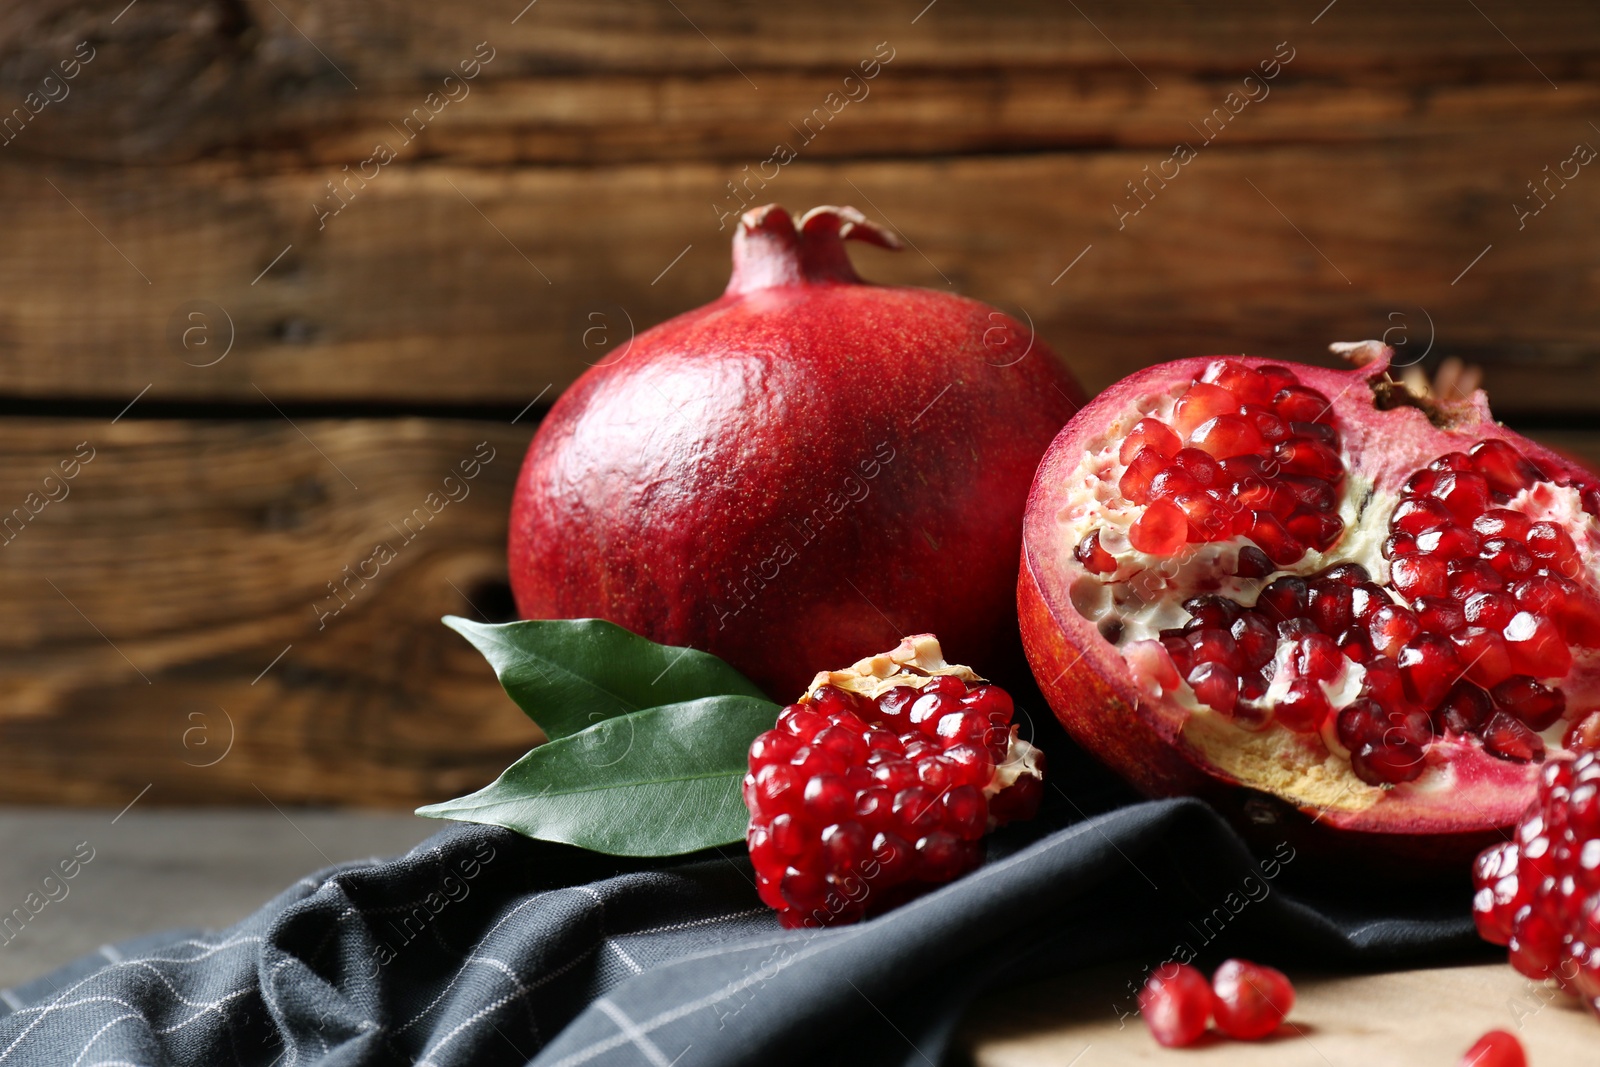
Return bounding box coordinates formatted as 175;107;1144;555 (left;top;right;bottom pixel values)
1019;348;1600;851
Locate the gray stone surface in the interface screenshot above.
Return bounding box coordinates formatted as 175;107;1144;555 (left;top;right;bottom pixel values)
0;807;438;987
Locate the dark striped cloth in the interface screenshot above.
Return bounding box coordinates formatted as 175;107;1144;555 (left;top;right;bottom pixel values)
0;789;1483;1066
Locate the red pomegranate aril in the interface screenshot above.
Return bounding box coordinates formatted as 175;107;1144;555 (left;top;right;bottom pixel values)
1307;579;1354;635
1415;525;1478;559
1230;614;1277;670
1184;595;1242;630
1173;491;1231;542
1404;468;1443;497
1490;676;1566;731
1119;447;1167;505
1528;521;1580;571
1284;508;1344;552
1482;711;1546;763
1281;476;1337;512
1349;582;1391;621
1147;465;1200;501
1189;414;1265;459
1188;662;1240;713
1119;417;1181;464
1397;634;1461;708
1174;381;1242;435
1074;530;1117;574
1211;959;1295;1040
1351;738;1425;785
1391;497;1453;535
1242;404;1290;443
1236;479;1297;520
1243;512;1305;565
1276;681;1331;731
1273;385;1333;424
1296;633;1345;682
1336;627;1372;662
1430;451;1475;472
874;687;916;729
1451;626;1514;689
1503;611;1573;678
1274;438;1343;482
1438;682;1494;734
1458;1030;1527;1067
1130;498;1189;556
1471;440;1543;496
1569;712;1600;752
1173;447;1223;487
1138;964;1213;1048
1463;591;1518;630
1256;576;1309;621
1383;532;1418;560
1430;470;1492;521
1235;545;1275;578
1511;574;1574;616
1391;554;1449;599
1415;596;1466;635
1201;358;1275;406
1290;420;1338;447
1369;603;1423;657
1473;508;1533;541
1481;538;1535;581
1450;560;1506;600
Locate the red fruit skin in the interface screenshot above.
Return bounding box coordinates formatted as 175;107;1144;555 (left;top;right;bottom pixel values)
1019;353;1599;858
509;205;1084;697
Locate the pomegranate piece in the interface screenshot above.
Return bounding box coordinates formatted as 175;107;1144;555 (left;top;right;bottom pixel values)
744;636;1044;928
1138;964;1213;1048
510;204;1085;699
1120;417;1180;464
1025;352;1600;855
1459;1030;1527;1067
1210;959;1294;1040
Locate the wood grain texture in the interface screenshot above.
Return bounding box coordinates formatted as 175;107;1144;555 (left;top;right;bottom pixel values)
0;418;542;805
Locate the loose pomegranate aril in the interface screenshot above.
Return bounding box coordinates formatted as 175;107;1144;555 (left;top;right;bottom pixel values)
1458;1030;1527;1067
1138;964;1213;1048
746;638;1043;927
1210;959;1295;1040
1074;530;1116;574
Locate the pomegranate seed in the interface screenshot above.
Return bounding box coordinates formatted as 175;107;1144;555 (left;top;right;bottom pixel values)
1336;626;1373;662
1282;476;1337;511
1235;545;1275;578
1296;633;1345;682
1503;610;1573;678
1307;579;1353;634
1243;512;1306;565
1188;662;1240;712
1369;603;1423;657
1566;711;1600;752
1256;576;1309;621
1277;617;1319;641
1351;738;1426;785
1230;613;1277;670
1414;596;1466;634
1430;470;1492;521
1404;468;1443;497
1457;1029;1526;1067
1480;538;1535;581
1188;414;1264;459
1390;554;1449;599
1450;626;1514;689
1074;529;1117;573
1449;560;1506;600
1397;634;1461;708
1430;451;1475;472
1210;959;1294;1040
1276;681;1331;732
1119;417;1181;464
1148;465;1200;500
1528;521;1580;573
1383;532;1418;559
1130;498;1189;556
1284;508;1344;552
1470;440;1542;496
1236;479;1297;519
1323;562;1371;586
1272;385;1333;424
1173;447;1223;487
1256;364;1300;395
1490;676;1566;730
1201;359;1275;406
1173;381;1242;435
1438;682;1494;734
1463;590;1518;630
1415;525;1479;559
1119;447;1166;505
1172;491;1230;542
1241;404;1289;443
1481;711;1545;763
1291;421;1338;447
1183;595;1241;630
1391;497;1453;535
1473;508;1532;540
1273;438;1343;482
1349;581;1392;621
1138;964;1213;1048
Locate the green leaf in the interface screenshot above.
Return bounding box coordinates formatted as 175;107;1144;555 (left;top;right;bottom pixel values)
416;695;780;856
443;616;769;740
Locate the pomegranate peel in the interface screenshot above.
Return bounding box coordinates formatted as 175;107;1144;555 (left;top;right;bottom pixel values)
744;635;1044;928
509;203;1084;699
1020;350;1600;848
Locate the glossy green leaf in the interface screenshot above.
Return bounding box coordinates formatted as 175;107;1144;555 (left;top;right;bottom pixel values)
416;695;780;856
443;616;769;740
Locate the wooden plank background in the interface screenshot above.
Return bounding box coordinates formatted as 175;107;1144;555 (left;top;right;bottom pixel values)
1;0;1599;805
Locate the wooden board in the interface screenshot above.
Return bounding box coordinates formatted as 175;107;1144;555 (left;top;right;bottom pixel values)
962;961;1592;1065
0;418;542;805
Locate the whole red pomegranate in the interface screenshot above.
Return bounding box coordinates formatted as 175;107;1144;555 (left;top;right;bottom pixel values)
510;205;1084;697
1019;349;1600;852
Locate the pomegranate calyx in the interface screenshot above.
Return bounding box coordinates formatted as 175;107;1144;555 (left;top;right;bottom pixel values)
804;632;982;701
726;204;901;294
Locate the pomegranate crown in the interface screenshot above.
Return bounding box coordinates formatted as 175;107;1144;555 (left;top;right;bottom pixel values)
725;204;902;295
